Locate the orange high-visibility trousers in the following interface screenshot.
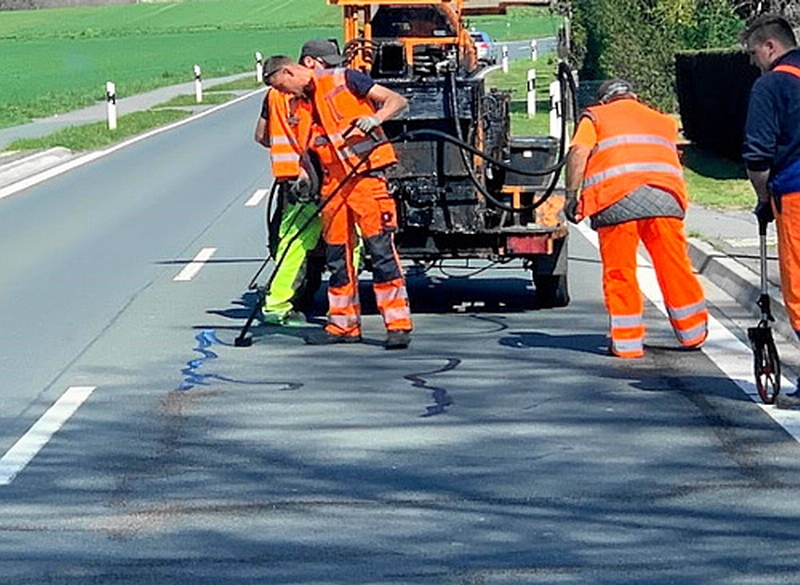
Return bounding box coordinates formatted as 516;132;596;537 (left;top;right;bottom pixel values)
774;191;800;338
319;164;412;338
597;216;708;358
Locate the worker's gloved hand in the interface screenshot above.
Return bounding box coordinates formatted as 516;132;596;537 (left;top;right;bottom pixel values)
355;115;381;134
564;190;581;224
754;200;774;225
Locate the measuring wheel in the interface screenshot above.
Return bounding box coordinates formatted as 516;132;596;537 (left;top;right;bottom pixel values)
748;323;781;404
748;215;781;405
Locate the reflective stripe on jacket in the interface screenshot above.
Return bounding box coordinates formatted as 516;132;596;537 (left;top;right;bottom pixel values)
267;89;313;180
580;98;687;219
310;69;397;173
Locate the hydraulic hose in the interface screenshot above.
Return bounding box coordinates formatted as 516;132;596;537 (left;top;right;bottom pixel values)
236;63;578;344
413;60;576;214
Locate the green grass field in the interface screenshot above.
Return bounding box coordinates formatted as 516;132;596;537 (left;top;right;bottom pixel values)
0;1;559;130
0;0;341;128
485;56;557;137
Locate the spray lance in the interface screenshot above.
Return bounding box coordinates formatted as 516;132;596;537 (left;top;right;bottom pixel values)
234;121;380;347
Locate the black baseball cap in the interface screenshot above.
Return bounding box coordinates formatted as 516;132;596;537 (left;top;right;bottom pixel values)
299;39;345;66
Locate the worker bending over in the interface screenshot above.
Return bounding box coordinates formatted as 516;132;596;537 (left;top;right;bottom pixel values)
263;54;413;349
565;79;708;358
255;40;365;325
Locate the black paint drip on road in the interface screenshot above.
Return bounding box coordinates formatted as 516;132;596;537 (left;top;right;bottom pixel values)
404;358;460;417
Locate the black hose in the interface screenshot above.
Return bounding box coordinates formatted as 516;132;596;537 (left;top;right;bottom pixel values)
392;60;576;214
237;63;577;343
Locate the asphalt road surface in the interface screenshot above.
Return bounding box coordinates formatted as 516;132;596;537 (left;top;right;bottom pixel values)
2;91;800;584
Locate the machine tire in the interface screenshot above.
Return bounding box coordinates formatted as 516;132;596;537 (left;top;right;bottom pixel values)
533;274;570;308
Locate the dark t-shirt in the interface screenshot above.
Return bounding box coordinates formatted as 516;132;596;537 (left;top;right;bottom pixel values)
260;90;270;120
344;69;375;98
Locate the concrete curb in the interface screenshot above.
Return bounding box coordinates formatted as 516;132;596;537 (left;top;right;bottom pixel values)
0;148;75;190
689;236;795;344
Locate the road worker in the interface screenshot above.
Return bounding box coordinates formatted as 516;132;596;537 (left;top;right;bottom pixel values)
254;40;347;325
263;54;413;349
741;14;800;408
565;79;708;358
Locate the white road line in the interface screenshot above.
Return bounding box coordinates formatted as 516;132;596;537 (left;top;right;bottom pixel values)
575;222;800;440
173;247;217;282
245;188;269;207
0;386;97;486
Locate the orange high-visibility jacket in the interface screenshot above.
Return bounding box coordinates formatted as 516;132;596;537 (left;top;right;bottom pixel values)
579;98;687;218
266;88;313;180
310;69;397;173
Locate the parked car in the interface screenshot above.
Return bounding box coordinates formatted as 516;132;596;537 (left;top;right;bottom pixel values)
469;30;497;65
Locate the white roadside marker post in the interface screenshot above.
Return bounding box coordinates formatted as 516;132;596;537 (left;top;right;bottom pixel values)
255;51;263;83
549;79;562;139
106;81;117;131
194;64;203;103
526;69;537;118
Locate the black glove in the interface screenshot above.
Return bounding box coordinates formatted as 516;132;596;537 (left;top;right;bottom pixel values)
564;191;580;224
754;200;774;225
286;177;312;204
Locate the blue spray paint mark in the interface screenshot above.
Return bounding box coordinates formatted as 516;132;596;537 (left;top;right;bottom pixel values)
178;329;225;391
178;329;303;392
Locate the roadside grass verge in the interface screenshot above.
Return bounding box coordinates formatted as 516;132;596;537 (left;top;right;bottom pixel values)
681;145;754;209
208;77;262;91
485;56;558;137
154;92;237;108
5;109;190;151
0;27;334;129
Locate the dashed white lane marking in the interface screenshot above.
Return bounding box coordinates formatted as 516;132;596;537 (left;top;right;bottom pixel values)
0;386;97;486
245;188;269;207
575;222;800;440
173;247;217;282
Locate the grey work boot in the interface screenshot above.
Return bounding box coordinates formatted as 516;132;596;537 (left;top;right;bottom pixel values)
384;330;411;350
305;330;362;345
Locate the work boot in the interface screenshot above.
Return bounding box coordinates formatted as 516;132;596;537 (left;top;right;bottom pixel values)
385;330;411;350
776;379;800;410
281;310;308;327
261;308;307;327
304;330;362;345
260;308;286;325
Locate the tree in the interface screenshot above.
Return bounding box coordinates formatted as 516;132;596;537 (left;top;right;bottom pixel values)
570;0;743;111
733;1;800;22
